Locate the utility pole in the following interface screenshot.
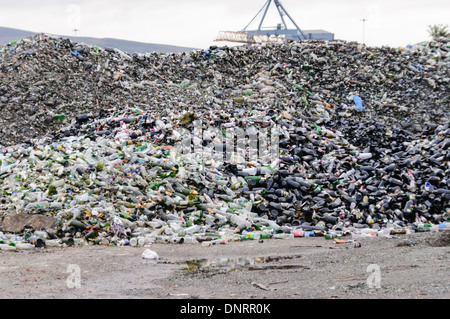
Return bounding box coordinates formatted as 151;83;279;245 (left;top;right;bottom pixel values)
360;18;367;44
73;28;79;37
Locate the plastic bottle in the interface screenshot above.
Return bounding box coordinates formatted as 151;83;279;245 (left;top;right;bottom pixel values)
0;244;17;251
429;223;448;232
273;233;294;239
240;231;271;241
416;223;432;232
230;214;251;228
182;236;198;244
302;231;315;237
201;238;228;246
61;237;74;246
45;239;61;247
324;233;339;239
377;228;392;238
166;236;185;244
15;243;34;250
130;237;138;246
293;229;304;237
28;235;46;247
358;153;372;161
241;167;257;175
184;225;201;235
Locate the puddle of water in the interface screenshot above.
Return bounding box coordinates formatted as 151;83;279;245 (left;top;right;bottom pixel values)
162;253;308;272
247;264;311;271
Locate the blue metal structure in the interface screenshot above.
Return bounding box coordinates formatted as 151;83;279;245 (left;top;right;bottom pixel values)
242;0;308;41
216;0;334;44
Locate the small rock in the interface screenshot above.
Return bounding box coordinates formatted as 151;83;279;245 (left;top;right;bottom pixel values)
142;249;159;260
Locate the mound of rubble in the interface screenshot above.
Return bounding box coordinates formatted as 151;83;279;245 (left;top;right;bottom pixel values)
0;34;448;248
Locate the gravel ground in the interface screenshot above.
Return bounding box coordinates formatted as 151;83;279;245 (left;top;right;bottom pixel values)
0;230;448;300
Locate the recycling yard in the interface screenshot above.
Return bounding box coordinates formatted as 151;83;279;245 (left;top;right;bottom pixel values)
0;33;449;299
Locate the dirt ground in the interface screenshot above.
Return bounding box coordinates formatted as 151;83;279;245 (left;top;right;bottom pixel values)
0;230;448;300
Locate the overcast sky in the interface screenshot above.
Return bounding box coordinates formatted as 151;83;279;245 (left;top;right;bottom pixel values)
1;0;449;49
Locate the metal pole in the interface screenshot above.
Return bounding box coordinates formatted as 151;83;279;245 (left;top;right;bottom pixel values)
258;0;272;32
275;0;307;40
274;1;288;30
243;0;270;31
361;18;367;44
